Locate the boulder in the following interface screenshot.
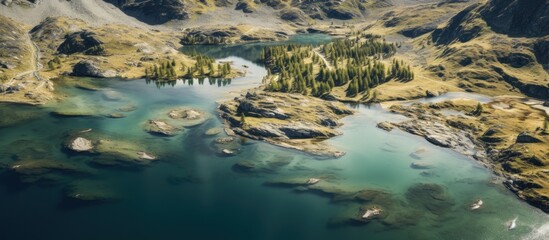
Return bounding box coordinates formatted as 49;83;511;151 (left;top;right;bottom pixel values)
0;60;15;69
235;0;254;13
376;122;394;131
410;162;433;169
425;90;440;98
204;127;223;136
72;60;116;78
480;127;507;143
67;137;94;152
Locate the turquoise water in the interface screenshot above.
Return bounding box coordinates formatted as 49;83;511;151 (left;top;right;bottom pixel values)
0;35;547;240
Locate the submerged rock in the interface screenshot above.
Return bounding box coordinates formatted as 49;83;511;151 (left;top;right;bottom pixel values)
233;160;257;172
469;199;484;210
51;109;98;118
138;151;156;160
102;89;124;101
410;162;433;169
92;139;160;166
167;108;210;127
232;153;293;173
361;206;383;219
2;139;53;161
117;105;137;112
9;159;88;183
204;127;223;136
409;149;427;160
405;183;454;216
65;131;159;167
211;137;241;156
0;105;44;128
106;113;126;118
63;180;117;204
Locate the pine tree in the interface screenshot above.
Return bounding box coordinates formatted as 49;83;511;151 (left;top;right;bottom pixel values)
474;103;483;116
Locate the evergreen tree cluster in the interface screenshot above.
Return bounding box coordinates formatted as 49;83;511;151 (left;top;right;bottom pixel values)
322;35;397;67
145;60;177;79
260;35;413;98
389;59;414;81
181;35;227;45
145;54;232;80
146;77;232;88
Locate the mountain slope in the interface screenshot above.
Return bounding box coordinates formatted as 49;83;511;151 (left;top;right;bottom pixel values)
103;0;393;25
430;0;549;99
0;0;152;27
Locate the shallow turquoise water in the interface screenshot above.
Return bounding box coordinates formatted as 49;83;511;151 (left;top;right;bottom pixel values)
0;35;547;240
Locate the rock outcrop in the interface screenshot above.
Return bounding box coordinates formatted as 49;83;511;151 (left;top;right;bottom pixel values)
67;137;94;152
72;60;116;78
57;31;105;55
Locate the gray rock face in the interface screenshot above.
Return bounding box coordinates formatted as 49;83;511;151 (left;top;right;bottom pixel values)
516;132;543;143
397;120;478;157
320;118;338;127
480;0;549;37
72;60;116;78
237;99;289;120
103;0;189;25
279;125;333;139
247;125;285;138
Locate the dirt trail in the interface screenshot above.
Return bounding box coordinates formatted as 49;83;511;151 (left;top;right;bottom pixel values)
313;48;333;70
3;32;44;89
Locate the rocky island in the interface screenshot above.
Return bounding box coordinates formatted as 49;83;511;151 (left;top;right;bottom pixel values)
219;90;353;158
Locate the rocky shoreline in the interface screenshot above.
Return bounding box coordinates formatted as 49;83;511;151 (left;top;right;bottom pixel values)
376;96;549;213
